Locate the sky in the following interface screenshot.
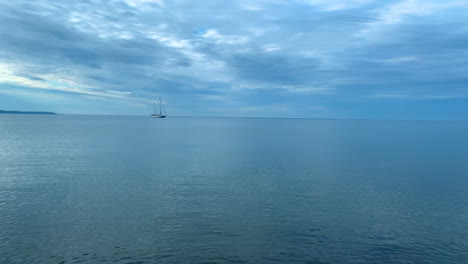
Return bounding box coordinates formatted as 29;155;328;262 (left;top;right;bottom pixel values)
0;0;467;120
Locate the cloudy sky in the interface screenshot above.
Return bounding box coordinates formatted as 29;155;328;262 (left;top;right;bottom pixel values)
0;0;467;119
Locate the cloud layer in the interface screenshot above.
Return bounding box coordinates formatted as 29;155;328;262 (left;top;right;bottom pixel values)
0;0;467;119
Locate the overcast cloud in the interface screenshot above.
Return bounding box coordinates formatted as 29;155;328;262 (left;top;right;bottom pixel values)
0;0;467;119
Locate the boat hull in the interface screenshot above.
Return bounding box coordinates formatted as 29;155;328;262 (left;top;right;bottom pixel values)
150;115;166;118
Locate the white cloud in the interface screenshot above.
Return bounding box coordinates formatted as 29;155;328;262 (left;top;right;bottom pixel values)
201;29;249;45
106;90;132;95
358;0;468;39
0;62;141;100
124;0;164;9
279;85;335;94
383;56;419;64
262;44;281;52
379;0;467;25
304;0;374;11
148;34;191;49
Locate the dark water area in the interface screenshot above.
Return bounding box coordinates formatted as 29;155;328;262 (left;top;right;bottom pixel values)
1;115;468;263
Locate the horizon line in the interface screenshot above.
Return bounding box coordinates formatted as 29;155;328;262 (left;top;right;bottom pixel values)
10;112;468;123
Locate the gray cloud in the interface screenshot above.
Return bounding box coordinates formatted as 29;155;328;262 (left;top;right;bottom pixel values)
0;0;467;118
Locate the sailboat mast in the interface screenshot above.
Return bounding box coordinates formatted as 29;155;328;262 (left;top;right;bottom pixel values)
154;102;156;114
159;97;162;115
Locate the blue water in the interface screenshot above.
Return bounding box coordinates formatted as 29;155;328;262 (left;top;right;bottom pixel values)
1;115;468;264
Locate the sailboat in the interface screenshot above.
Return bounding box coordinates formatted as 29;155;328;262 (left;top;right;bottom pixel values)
150;97;167;118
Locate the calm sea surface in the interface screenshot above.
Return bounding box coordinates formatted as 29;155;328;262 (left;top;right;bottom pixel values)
1;115;468;264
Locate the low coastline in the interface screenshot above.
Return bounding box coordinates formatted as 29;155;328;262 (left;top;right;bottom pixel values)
0;110;58;115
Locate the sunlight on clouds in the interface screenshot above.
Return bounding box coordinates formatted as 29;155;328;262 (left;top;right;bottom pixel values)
0;62;139;101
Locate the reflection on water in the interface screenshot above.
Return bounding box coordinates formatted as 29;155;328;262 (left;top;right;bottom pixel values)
1;115;468;263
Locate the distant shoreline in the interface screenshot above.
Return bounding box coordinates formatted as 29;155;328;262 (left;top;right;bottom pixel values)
0;110;58;115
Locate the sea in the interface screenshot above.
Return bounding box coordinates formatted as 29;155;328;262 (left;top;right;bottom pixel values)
1;115;468;264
